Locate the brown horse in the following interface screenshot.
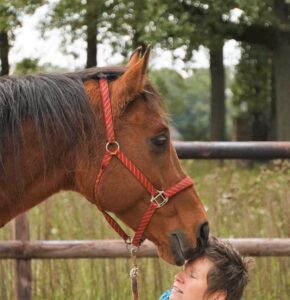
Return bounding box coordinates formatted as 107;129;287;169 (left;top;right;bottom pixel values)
0;48;208;265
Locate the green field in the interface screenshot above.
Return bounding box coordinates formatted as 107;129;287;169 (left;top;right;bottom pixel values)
0;160;289;300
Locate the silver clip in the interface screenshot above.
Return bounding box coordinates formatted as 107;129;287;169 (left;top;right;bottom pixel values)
130;266;139;278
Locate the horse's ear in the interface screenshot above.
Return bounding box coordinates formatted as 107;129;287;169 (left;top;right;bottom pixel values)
126;46;143;68
111;46;151;114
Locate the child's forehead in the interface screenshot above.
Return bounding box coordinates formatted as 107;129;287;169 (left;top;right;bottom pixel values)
184;256;212;271
186;256;207;264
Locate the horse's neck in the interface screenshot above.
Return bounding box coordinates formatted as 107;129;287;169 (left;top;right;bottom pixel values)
0;126;75;227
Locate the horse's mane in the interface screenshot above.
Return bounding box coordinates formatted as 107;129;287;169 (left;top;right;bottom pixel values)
0;67;125;167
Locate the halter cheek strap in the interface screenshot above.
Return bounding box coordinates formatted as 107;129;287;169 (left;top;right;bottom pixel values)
94;78;193;247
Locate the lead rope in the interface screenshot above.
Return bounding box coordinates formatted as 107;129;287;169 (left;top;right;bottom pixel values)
130;247;139;300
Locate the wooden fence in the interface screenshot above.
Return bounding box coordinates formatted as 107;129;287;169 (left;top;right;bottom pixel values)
1;237;290;259
1;142;290;300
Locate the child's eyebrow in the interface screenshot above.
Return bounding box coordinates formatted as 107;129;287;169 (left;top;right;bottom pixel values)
189;265;196;272
184;262;195;272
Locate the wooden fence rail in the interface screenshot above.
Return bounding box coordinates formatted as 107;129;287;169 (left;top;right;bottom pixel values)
0;239;290;259
174;141;290;159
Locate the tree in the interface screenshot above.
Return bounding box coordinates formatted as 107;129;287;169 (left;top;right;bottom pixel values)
168;0;290;140
103;0;165;57
0;0;44;75
118;0;290;140
109;0;231;140
209;42;225;140
14;58;41;74
231;44;272;140
13;58;67;75
42;0;121;67
150;68;211;140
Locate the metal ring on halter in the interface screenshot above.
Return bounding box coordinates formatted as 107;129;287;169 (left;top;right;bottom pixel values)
150;190;168;208
106;141;120;155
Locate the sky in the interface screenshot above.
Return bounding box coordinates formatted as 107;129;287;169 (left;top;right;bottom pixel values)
9;4;241;74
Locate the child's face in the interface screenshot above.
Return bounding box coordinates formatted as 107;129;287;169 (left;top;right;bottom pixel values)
170;257;213;300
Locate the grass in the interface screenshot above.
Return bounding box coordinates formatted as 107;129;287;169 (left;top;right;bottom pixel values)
0;160;289;300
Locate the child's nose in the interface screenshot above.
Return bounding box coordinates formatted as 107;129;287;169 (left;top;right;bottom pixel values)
175;271;185;284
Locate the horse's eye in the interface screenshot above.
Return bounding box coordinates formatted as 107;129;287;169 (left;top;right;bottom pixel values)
151;135;168;147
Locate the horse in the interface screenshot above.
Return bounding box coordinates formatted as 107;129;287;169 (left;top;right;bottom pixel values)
0;47;208;266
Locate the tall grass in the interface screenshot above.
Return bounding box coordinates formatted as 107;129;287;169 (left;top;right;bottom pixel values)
0;161;289;299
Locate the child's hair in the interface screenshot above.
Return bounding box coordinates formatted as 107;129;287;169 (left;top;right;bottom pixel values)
203;237;253;300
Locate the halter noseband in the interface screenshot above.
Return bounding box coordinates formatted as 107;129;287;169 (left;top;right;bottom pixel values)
94;78;193;247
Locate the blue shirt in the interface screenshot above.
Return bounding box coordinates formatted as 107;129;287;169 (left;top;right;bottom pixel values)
159;289;172;300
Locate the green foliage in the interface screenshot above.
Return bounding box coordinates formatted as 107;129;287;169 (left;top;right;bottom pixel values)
13;58;68;75
231;43;272;119
14;58;41;74
111;0;286;61
41;0;116;58
150;68;210;140
0;0;44;32
36;0;286;70
0;161;289;299
238;0;283;27
114;1;229;58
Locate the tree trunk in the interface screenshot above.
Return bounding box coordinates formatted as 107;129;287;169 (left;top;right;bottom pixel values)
85;0;98;67
132;31;146;51
269;63;277;140
273;40;290;140
209;42;226;140
272;0;290;140
86;24;97;67
0;31;9;75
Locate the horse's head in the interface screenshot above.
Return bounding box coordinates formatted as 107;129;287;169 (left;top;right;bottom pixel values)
79;48;208;265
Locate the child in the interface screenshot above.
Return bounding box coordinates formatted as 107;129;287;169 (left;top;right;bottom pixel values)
159;237;252;300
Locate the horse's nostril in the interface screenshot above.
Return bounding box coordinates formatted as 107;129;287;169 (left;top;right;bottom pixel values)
197;221;209;246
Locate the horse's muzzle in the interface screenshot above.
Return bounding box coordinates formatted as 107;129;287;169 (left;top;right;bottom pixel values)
170;221;209;266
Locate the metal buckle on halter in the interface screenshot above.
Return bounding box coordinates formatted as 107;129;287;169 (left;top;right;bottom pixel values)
150;190;168;208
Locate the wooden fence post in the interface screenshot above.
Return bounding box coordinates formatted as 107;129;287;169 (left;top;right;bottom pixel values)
13;213;32;300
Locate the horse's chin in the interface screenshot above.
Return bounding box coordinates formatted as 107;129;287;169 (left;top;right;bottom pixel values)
156;239;205;266
160;232;206;266
156;244;179;265
172;234;206;266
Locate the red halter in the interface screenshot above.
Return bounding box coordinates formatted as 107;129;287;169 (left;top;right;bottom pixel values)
94;78;193;247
